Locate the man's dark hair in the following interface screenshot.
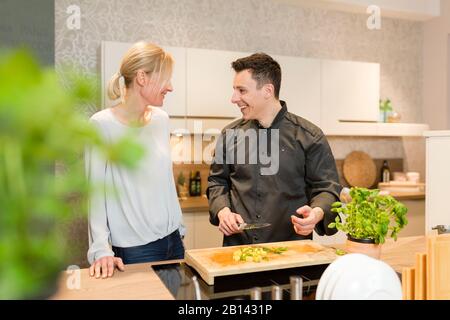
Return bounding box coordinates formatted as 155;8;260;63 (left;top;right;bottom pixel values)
231;53;282;99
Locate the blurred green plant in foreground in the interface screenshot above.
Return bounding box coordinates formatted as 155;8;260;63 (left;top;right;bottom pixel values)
0;49;144;299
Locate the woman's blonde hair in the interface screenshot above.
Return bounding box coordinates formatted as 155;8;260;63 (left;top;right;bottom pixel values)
107;41;173;101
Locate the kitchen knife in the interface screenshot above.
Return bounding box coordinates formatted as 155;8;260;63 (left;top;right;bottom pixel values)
238;222;271;231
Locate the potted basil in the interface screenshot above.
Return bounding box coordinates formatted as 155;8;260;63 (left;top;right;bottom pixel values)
328;187;408;259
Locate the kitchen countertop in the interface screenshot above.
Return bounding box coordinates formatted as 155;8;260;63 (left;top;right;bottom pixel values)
178;192;425;214
52;236;426;300
332;235;425;273
379;236;426;272
388;191;425;200
51;260;181;300
179;195;209;213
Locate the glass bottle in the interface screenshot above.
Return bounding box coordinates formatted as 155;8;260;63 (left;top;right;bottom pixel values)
381;160;391;183
189;171;196;196
195;171;201;196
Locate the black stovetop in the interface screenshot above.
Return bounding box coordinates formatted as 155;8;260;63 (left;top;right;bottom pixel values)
151;262;328;300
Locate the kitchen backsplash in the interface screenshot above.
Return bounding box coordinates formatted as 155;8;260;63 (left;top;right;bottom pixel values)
173;159;404;196
171;135;407;194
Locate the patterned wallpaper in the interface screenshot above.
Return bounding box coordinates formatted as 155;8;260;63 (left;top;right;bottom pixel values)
55;0;423;121
54;0;424;164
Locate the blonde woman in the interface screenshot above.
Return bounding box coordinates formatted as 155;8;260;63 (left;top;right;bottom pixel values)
85;42;185;278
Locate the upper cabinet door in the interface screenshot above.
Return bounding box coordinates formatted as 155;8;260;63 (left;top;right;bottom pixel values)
321;60;380;128
274;55;321;126
161;46;187;117
101;41;129;108
186;48;245;118
101;41;186;117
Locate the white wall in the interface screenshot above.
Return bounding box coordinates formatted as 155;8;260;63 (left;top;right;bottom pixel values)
448;34;450;128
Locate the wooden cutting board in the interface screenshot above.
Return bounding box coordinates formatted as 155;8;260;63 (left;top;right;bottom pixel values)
414;253;427;300
343;151;377;188
402;267;415;300
185;240;338;285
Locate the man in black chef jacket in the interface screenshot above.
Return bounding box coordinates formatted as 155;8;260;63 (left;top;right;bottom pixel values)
207;52;342;246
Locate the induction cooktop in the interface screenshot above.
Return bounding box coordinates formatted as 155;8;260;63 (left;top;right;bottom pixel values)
151;262;328;300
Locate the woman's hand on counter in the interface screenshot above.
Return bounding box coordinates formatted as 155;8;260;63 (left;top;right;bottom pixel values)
89;256;125;279
217;207;244;236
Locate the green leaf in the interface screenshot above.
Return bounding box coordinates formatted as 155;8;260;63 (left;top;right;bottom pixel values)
331;202;342;208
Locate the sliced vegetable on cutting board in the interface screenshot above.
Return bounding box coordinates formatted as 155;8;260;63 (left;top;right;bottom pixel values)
232;246;288;262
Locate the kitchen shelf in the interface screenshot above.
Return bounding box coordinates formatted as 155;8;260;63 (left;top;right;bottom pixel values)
324;122;429;137
423;130;450;137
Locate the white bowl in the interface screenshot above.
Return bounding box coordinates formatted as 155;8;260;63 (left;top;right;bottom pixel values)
317;253;402;300
316;254;359;300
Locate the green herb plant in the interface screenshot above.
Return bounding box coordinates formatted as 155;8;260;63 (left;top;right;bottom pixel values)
328;187;408;244
0;49;144;299
379;99;393;122
379;99;393;113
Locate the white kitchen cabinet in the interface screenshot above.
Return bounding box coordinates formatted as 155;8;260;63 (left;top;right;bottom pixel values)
101;41;127;108
182;212;195;250
194;211;224;249
185;118;238;135
424;131;450;231
274;55;322;126
397;199;425;237
161;46;187;117
169;118;188;135
101;41;187;117
182;211;223;250
102;42;427;137
186;48;247;118
321;59;380;133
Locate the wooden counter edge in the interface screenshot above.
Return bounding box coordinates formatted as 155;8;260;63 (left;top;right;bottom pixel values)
390;192;425;200
327;236;426;274
179;196;209;213
51;259;184;300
